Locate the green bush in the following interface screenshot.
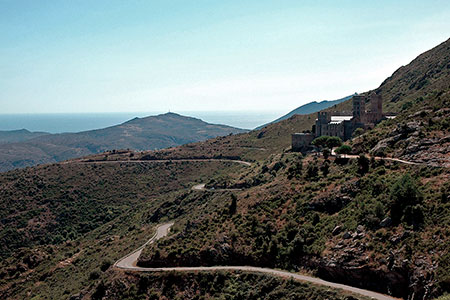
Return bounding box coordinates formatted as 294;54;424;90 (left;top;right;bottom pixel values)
306;163;319;180
100;259;112;272
390;174;423;226
312;136;342;149
352;128;364;137
335;145;352;154
89;269;101;280
320;161;330;177
437;252;450;293
357;155;370;176
229;194;237;215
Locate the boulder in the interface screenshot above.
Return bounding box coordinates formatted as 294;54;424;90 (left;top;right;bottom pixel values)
356;225;365;233
343;232;352;239
69;293;82;300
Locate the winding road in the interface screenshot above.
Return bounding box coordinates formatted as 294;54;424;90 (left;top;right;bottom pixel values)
114;223;174;269
105;155;414;299
69;158;252;166
332;151;449;168
192;183;243;192
114;223;398;300
335;153;420;166
62;150;440;298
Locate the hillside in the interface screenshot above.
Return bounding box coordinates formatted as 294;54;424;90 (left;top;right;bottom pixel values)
0;113;246;172
350;38;450;166
146;38;449;167
0;39;449;300
119;38;450;299
0;129;49;144
256;94;354;129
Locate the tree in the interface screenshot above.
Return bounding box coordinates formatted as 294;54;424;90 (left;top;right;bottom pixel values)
352;127;364;137
306;163;319;180
100;259;112;272
287;159;303;179
357;154;370;176
335;145;352;155
229;194;237;215
327;136;343;148
322;148;331;159
89;269;101;280
268;238;278;260
390;173;423;226
321;161;330;177
311;136;329;148
403;205;424;230
312;136;342;149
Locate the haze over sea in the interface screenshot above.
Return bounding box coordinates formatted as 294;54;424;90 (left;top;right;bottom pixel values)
0;111;283;134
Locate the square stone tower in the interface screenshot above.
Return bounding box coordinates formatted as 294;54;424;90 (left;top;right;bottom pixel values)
352;95;366;123
370;93;383;120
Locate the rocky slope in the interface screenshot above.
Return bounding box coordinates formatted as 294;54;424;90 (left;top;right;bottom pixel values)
137;152;449;299
330;38;450;167
1;38;449;300
134;38;450;300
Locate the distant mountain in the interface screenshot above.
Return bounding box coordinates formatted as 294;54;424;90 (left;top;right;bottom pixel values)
0;129;49;144
1;39;450;300
256;94;355;130
0;112;246;172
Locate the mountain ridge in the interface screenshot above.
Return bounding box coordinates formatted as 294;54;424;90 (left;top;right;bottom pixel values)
0;112;247;172
0;38;449;300
0;129;50;144
256;94;355;130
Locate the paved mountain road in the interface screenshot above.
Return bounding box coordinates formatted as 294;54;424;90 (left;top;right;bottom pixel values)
114;223;174;269
114;223;398;300
68;158;252;166
192;183;243;192
332;151;449;168
336;153;419;165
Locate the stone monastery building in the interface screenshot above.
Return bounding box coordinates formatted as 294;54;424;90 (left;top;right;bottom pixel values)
292;93;384;152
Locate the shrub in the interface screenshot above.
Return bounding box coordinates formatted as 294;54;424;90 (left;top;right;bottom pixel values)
437;252;450;293
272;161;285;172
89;269;101;280
352;127;364;137
306;163;319;180
312;136;342;149
100;259;112;272
229;194;237;215
287;160;303;179
402;101;413;111
92;281;106;300
357;155;370;176
335;145;352;155
320;161;330;177
390;174;423;226
261;165;269;173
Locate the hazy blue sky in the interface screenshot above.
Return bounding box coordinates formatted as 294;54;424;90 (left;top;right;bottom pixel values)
1;1;449;113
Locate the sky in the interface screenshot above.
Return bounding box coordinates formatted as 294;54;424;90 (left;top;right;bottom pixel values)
1;0;450;114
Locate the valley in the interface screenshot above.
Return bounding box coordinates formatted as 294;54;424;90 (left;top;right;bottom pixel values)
0;38;449;300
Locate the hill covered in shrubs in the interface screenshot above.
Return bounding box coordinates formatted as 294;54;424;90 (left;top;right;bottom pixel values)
1;39;449;300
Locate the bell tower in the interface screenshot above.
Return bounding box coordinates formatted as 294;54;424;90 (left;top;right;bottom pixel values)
352;95;366;123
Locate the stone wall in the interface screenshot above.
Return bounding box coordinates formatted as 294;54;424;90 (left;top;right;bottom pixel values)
292;133;315;153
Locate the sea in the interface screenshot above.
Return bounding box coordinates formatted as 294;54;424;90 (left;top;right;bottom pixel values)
0;111;285;133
